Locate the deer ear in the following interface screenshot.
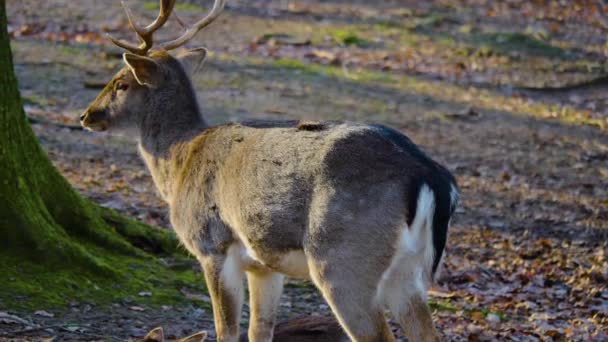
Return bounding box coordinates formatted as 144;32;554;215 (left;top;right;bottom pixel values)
177;47;208;75
142;327;164;342
123;53;162;88
177;331;207;342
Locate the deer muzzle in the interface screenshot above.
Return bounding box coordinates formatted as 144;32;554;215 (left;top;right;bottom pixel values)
80;109;109;131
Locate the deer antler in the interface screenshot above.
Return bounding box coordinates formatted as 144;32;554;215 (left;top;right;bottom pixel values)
108;0;225;55
159;0;226;51
109;0;176;55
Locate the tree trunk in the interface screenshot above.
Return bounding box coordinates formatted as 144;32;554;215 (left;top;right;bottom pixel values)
0;0;188;309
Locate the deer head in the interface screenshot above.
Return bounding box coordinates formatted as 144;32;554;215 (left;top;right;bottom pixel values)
80;0;225;133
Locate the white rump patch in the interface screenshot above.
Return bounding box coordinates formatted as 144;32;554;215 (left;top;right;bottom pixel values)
450;183;460;212
375;184;436;312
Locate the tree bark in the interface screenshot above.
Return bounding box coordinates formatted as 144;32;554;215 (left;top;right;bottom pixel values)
0;0;176;276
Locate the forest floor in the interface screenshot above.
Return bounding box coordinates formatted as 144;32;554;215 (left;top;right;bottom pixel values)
3;0;608;340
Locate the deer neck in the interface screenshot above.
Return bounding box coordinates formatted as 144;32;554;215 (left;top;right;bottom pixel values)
138;105;206;203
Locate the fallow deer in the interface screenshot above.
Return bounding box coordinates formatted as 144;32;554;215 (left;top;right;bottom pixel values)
80;1;459;341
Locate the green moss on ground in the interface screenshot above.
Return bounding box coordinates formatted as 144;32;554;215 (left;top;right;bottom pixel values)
270;57;396;84
0;193;205;311
0;248;207;311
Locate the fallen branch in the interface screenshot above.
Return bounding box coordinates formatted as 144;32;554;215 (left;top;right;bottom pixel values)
516;74;608;92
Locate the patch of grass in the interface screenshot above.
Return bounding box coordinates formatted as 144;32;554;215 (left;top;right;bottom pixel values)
57;44;85;56
428;300;459;312
21;93;48;107
470;32;566;58
270;57;396;84
143;2;159;10
429;299;505;321
375;20;403;31
176;3;203;11
323;28;372;48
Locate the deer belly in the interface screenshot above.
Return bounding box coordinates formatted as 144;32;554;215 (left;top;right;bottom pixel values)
275;250;310;280
238;244;310;280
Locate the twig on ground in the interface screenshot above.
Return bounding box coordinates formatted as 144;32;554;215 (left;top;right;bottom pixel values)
0;324;63;337
517;74;608;92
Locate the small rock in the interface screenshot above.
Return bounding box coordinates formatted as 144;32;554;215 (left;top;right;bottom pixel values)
130;327;146;337
0;312;30;325
180;288;211;302
64;326;82;332
138;291;152;297
486;313;501;323
191;308;206;318
34;310;54;318
129;306;145;312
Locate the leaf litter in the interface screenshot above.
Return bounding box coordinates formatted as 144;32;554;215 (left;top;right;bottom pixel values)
4;0;608;340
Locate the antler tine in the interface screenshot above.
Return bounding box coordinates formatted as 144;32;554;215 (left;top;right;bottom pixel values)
158;0;226;51
108;0;177;55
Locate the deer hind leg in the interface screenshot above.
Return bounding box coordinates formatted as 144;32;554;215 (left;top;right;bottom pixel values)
307;258;395;342
246;271;284;342
199;245;245;342
379;184;439;342
379;262;437;342
399;294;437;342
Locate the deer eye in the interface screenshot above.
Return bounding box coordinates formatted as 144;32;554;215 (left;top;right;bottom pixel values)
115;82;129;92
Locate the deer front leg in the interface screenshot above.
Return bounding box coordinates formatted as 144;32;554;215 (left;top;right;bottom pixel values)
246;271;284;342
200;246;245;342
